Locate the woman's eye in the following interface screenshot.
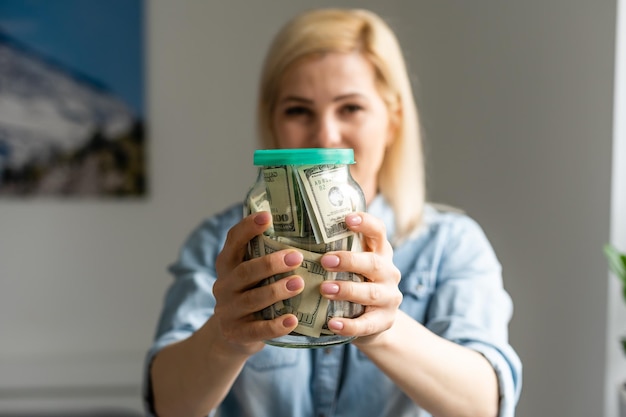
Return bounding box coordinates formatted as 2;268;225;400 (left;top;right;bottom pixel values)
341;104;363;114
284;106;311;117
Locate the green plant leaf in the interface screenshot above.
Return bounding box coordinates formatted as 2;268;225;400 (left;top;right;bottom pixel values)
603;244;626;283
622;337;626;356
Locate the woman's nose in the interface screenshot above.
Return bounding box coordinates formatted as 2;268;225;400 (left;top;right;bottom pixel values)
312;115;342;147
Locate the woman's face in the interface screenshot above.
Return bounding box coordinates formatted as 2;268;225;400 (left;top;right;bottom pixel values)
272;52;395;204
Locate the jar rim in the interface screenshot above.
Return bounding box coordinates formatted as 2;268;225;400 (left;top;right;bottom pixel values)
253;148;355;166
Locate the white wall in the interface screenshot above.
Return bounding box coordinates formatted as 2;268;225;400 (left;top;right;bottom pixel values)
607;0;626;415
0;1;620;415
409;2;616;417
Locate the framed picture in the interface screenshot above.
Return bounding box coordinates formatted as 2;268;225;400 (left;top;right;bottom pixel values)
0;0;146;197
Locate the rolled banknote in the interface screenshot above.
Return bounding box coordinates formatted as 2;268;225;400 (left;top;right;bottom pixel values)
246;188;275;235
259;236;333;337
254;235;365;337
296;164;362;244
275;234;349;254
262;166;301;236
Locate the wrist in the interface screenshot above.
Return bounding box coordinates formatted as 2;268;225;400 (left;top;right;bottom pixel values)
199;315;263;360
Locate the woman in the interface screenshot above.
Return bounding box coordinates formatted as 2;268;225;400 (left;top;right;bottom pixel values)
145;8;522;417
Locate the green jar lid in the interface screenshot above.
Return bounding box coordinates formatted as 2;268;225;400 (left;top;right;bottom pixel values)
253;148;355;166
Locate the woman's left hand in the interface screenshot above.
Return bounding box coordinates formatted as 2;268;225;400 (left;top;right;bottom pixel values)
319;212;403;344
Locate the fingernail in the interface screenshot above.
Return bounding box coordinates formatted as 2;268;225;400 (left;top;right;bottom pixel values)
321;282;340;294
282;316;298;328
328;319;344;330
286;277;303;291
321;255;340;268
254;212;271;225
284;251;303;267
346;214;362;226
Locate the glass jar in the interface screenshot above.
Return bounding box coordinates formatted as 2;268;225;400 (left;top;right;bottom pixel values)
245;148;366;348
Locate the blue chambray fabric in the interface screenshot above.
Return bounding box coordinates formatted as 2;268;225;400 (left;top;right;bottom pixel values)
143;195;522;417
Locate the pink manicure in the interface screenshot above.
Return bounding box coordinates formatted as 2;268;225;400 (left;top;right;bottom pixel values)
284;251;303;266
322;255;340;268
346;214;362;226
328;320;344;330
321;282;340;294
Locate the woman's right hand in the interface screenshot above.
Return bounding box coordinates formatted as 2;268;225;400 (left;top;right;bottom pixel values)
212;211;305;356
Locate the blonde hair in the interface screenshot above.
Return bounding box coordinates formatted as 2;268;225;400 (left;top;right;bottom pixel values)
257;8;425;242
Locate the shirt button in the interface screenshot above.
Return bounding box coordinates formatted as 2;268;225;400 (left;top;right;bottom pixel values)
324;347;332;355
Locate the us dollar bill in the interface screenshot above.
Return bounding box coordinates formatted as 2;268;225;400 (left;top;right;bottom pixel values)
249;235;282;320
247;188;271;215
296;164;359;244
255;235;365;336
262;166;301;236
260;236;332;337
245;187;275;235
320;235;366;334
275;234;349;254
321;270;366;334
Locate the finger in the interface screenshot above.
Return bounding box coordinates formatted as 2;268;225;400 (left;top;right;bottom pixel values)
325;309;394;337
236;275;305;314
345;212;393;256
321;251;401;284
320;279;402;307
216;212;272;273
213;249;304;307
222;314;300;344
233;249;304;291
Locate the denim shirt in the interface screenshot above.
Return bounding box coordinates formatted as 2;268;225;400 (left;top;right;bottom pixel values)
144;196;522;417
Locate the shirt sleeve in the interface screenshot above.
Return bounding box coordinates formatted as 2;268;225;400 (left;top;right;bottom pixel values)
141;205;240;416
425;213;522;417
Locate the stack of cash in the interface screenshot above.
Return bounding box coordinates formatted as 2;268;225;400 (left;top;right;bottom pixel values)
246;164;365;338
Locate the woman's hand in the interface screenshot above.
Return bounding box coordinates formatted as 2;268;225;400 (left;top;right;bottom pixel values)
319;212;403;345
212;211;305;355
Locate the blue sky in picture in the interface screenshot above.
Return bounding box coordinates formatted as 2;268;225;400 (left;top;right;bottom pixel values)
0;0;144;116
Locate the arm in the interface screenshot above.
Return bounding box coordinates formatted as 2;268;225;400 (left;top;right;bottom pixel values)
150;317;251;417
320;212;502;417
354;312;499;417
149;211;305;417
